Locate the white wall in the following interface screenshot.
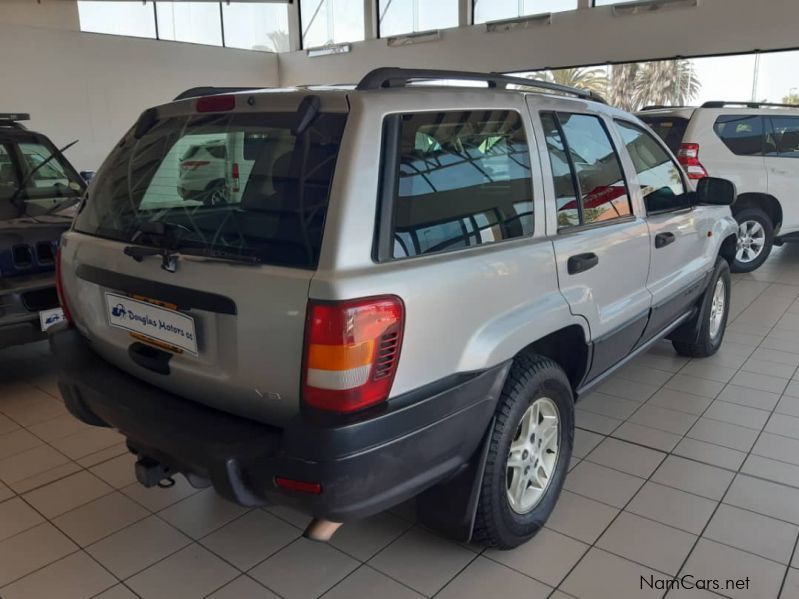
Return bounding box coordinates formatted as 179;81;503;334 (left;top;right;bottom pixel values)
0;2;279;170
279;0;799;86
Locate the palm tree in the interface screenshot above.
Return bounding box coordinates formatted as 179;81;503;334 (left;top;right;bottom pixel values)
608;63;640;112
539;67;608;96
632;59;700;109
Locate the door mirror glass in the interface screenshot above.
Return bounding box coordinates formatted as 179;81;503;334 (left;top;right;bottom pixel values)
80;170;96;183
696;177;736;206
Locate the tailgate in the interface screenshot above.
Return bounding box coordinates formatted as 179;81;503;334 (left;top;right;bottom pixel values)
60;232;310;425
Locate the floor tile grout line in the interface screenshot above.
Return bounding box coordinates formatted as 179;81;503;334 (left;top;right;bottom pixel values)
667;280;799;598
555;278;775;597
777;534;799;599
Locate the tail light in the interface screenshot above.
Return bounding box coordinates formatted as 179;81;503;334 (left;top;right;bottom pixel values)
677;143;709;180
231;163;240;192
302;296;404;413
55;248;73;325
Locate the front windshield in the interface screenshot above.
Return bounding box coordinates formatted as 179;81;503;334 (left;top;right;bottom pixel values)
0;138;85;219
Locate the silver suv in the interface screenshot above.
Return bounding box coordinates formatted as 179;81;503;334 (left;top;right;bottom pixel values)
50;68;738;549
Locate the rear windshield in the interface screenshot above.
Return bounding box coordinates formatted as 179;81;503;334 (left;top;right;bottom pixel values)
74;111;347;269
639;116;689;154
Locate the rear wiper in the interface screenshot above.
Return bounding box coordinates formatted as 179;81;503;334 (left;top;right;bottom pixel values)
123;243;260;271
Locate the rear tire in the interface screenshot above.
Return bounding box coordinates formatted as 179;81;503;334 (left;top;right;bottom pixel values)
731;208;773;273
472;354;574;549
673;259;731;358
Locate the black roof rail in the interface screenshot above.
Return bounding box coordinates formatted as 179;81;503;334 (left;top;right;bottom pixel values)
355;67;607;104
173;86;268;101
701;101;799;109
640;105;691;111
0;113;30;129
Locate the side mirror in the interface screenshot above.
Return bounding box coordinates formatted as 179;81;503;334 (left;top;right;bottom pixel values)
696;177;736;206
80;170;95;183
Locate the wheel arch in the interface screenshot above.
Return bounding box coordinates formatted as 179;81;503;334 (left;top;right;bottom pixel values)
516;325;589;394
733;192;783;231
719;232;738;266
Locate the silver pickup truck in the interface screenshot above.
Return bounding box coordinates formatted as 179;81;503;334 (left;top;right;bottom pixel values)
50;68;738;549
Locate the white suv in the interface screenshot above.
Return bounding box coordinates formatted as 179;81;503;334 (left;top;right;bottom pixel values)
640;102;799;272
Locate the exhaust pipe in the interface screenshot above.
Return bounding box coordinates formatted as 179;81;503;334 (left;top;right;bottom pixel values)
303;519;342;542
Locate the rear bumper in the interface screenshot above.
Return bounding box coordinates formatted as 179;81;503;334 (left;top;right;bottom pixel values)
50;327;509;521
0;274;57;349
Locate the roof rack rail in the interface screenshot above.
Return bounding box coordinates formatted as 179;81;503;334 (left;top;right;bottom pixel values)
173;86;267;101
355;67;607;104
0;113;30;129
701;101;799;109
640;105;690;111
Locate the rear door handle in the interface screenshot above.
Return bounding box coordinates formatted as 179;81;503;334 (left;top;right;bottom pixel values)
655;232;676;249
567;253;599;275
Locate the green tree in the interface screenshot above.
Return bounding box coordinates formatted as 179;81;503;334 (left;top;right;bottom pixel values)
782;93;799;105
608;63;640;112
540;67;608;96
608;59;700;112
633;59;701;109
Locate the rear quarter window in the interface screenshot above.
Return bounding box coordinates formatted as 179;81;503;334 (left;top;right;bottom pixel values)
380;110;535;260
713;115;765;156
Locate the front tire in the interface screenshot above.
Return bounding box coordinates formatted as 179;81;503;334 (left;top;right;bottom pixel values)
731;208;774;273
472;354;574;549
673;259;731;358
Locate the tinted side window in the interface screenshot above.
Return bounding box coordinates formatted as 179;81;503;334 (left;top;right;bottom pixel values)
0;144;18;200
541;113;580;228
771;116;799;157
616;121;688;213
389;111;534;259
543;112;632;228
714;115;764;156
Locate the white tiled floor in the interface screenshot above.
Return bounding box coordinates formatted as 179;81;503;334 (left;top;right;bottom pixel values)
4;245;799;598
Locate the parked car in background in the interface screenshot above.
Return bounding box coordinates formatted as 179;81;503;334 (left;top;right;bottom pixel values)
51;69;738;549
0;113;86;349
640;101;799;272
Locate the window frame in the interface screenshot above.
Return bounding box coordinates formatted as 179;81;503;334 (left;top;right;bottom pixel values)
373;109;537;263
540;110;636;235
614;118;692;216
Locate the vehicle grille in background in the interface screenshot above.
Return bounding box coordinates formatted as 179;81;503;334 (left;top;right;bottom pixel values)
22;287;59;311
37;242;55;264
12;245;33;269
9;242;58;270
374;332;400;380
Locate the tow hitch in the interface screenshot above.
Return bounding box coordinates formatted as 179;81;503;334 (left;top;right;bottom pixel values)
134;456;175;488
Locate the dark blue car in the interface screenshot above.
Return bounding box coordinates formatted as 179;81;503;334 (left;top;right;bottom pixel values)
0;113;87;349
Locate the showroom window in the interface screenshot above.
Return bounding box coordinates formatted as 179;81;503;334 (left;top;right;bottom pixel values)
300;0;365;48
156;2;223;47
385;110;534;260
541;112;631;228
222;2;291;53
378;0;459;38
474;0;578;24
77;1;157;39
